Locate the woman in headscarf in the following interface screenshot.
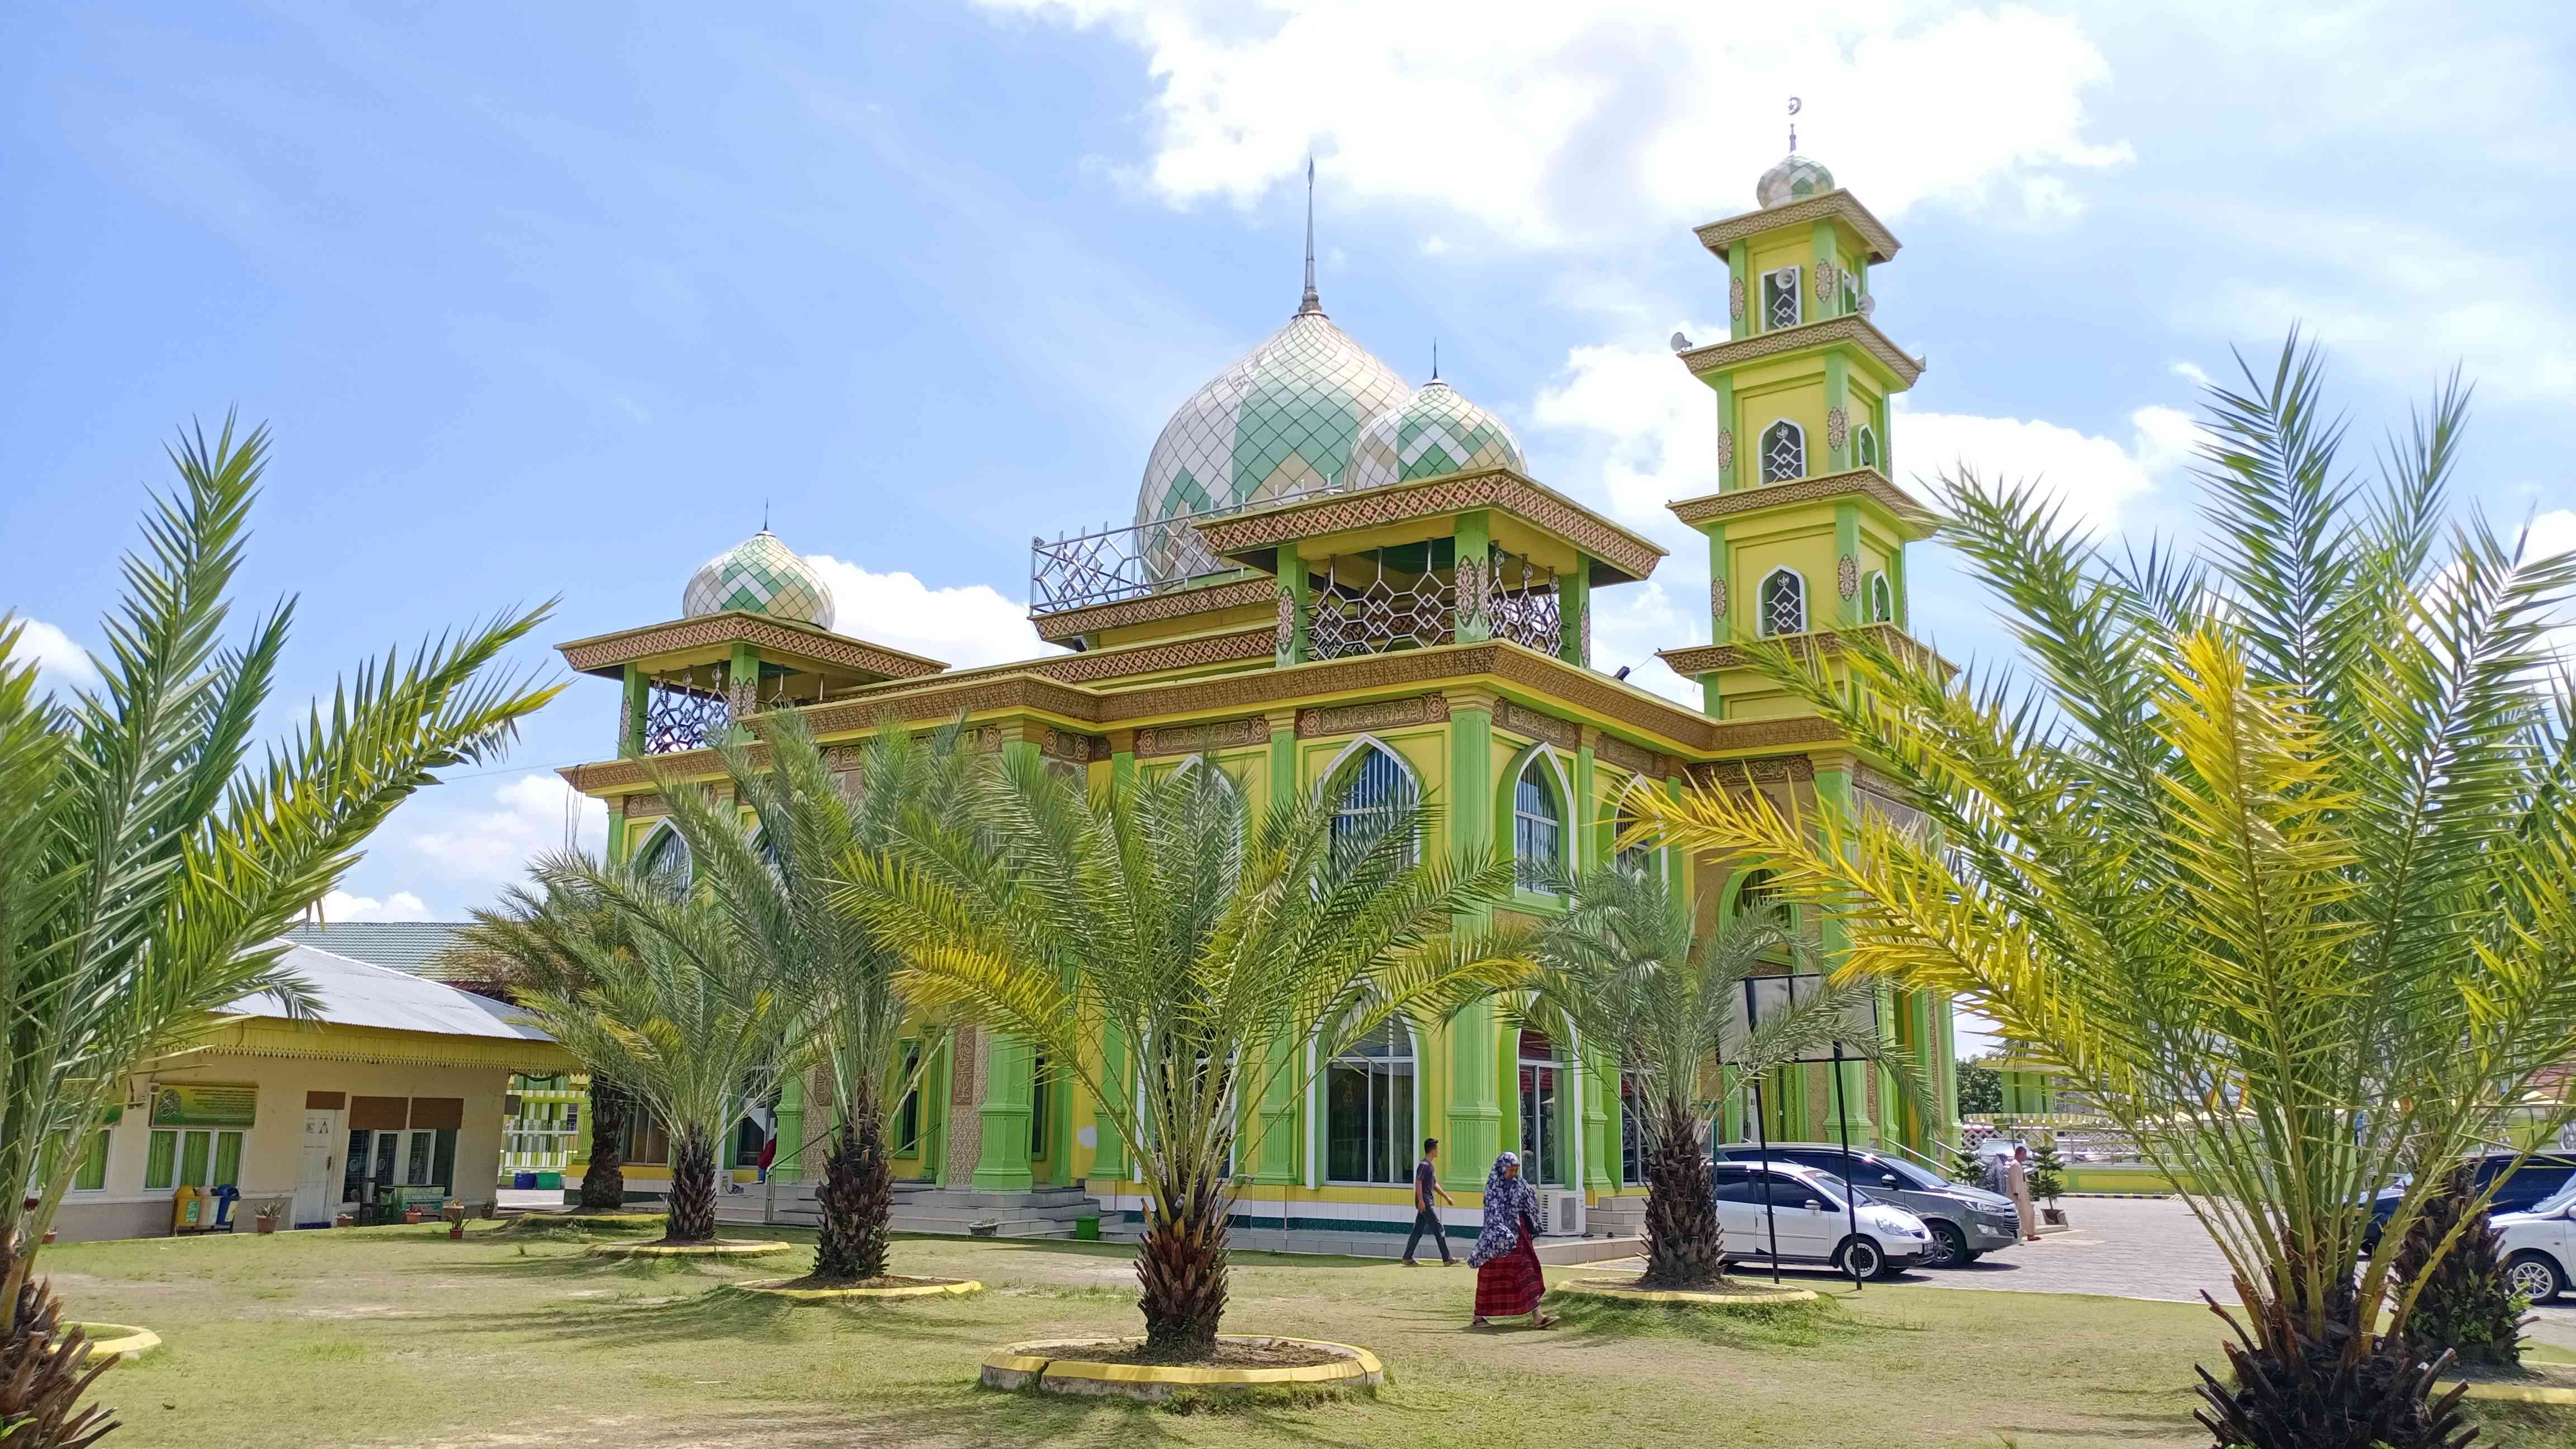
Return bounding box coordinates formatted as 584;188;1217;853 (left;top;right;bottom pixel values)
1467;1150;1555;1328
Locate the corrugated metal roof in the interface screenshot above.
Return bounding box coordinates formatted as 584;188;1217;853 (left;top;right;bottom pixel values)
223;941;555;1044
275;921;474;979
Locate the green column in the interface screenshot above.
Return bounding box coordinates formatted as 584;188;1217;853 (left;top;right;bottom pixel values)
1265;718;1304;1185
1701;522;1730;716
1812;766;1876;1145
1581;1043;1613;1190
727;642;760;741
1557;562;1589;666
605;811;628;864
621;664;648;756
1453;511;1493;644
1276;539;1310;667
1824;353;1852;474
772;1075;806;1181
1710;376;1738;493
1812;220;1840;319
1833;501;1862;628
1575;741;1601;870
973;1033;1036;1192
1442;699;1502;1190
1093;1027;1127;1179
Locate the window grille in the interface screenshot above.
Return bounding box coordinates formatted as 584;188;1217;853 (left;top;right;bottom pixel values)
1759;570;1806;637
1763;267;1802;330
1513;757;1565;892
1761;421;1806;484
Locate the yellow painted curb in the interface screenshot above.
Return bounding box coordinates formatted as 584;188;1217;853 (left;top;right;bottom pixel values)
2438;1379;2576;1405
980;1335;1384;1400
69;1324;160;1360
585;1239;792;1259
1552;1277;1819;1308
728;1277;983;1300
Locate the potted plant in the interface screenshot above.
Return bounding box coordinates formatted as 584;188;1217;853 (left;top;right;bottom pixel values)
401;1205;426;1225
254;1201;284;1234
2029;1137;2068;1226
334;1211;354;1228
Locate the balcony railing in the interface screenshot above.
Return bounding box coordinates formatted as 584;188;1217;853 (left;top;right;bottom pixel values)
1031;486;1346;615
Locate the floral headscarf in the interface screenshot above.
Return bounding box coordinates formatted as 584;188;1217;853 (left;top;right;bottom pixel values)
1469;1151;1541;1266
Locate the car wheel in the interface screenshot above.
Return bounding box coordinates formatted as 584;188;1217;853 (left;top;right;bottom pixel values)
1837;1237;1889;1280
2506;1251;2567;1304
1924;1221;1969;1268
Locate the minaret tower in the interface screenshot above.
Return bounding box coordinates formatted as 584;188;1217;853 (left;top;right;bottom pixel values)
1658;134;1938;718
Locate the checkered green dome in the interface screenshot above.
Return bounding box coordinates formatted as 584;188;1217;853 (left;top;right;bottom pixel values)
1757;153;1836;208
1345;378;1526;491
681;530;835;629
1134;307;1410;532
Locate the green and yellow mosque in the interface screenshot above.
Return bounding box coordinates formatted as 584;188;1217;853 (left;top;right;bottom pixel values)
552;147;1959;1246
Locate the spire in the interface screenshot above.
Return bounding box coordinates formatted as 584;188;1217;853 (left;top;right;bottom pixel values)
1431;338;1440;381
761;497;770;533
1298;156;1323;316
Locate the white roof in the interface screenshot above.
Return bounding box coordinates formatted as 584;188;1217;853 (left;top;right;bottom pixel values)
222;940;555;1043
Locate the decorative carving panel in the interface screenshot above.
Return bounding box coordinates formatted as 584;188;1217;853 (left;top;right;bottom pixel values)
1825;405;1849;452
1595;734;1660;777
1041;728;1106;763
1837;553;1859;600
1295;693;1452;738
1134;716;1271;759
1497;700;1579;751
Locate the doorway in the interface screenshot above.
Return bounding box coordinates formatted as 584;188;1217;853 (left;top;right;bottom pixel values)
294;1109;342;1227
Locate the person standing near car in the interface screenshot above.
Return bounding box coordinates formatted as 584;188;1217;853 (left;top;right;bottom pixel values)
1402;1137;1459;1266
2006;1144;2040;1242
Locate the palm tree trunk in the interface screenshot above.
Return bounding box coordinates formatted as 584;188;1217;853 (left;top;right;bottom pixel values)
1135;1159;1230;1358
664;1132;718;1244
2194;1263;2468;1449
812;1111;892;1282
1;1265;119;1448
1641;1104;1723;1288
578;1077;630;1213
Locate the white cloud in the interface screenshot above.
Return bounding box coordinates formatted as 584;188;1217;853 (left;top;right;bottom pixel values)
2170;360;2212;387
1528;329;1723;533
1895;403;2196;538
980;0;2129;248
2528;509;2576;669
312;888;435;923
804;555;1050;669
409;773;609;882
4;618;102;693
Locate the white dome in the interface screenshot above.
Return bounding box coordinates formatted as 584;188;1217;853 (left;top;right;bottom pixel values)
1756;153;1837;208
1134;309;1410;530
681;530;834;629
1344;378;1526;492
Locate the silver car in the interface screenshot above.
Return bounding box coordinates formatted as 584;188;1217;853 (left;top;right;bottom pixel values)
1716;1142;2023;1266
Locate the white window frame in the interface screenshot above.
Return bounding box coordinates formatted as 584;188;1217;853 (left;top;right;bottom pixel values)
1760;418;1806;485
1610;778;1665;879
1510;747;1573;894
1320;1008;1421;1187
1320;736;1421;866
1854;423;1880;473
1761;266;1803;330
1865;570;1895;624
1757;567;1808;638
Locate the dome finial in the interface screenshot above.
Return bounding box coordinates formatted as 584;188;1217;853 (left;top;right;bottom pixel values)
1788;94;1801;152
1298;155;1323;317
1431;337;1439;382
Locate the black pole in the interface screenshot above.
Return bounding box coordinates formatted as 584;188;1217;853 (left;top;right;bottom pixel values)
1751;1078;1781;1284
1832;1042;1863;1291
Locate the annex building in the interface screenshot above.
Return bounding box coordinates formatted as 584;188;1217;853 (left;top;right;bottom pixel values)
554;148;1960;1249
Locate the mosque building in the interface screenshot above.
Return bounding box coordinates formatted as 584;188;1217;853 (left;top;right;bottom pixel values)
551;148;1957;1249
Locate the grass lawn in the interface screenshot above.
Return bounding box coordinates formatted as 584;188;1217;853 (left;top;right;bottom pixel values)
34;1218;2576;1448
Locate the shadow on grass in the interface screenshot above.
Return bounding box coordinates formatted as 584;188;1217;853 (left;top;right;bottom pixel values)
1538;1292;1907;1352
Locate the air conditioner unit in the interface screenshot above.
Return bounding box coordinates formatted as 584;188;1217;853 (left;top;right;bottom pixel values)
1540;1189;1585;1237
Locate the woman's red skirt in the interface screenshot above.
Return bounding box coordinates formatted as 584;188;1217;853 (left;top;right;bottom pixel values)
1474;1221;1545;1317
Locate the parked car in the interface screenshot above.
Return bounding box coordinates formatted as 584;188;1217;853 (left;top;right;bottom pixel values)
2492;1181;2576;1302
1708;1159;1931;1279
1715;1142;2021;1266
2363;1152;2576;1256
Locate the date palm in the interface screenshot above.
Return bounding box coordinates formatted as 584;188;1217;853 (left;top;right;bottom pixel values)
1629;336;2576;1449
0;419;558;1445
1523;863;1924;1287
838;753;1532;1357
512;854;809;1244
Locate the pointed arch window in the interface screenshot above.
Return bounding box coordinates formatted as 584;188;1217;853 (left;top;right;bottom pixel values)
1517;1029;1569;1187
1761;266;1802;330
1330;741;1419;866
1512;754;1568;892
1325;1013;1415;1185
1854;424;1881;473
1760;420;1806;484
1865;570;1895;624
634;825;693;889
1613;791;1660;877
1757;569;1807;638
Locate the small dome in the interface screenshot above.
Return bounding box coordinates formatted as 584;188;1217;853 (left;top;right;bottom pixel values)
681;530;835;629
1756;153;1836;208
1344;378;1526;491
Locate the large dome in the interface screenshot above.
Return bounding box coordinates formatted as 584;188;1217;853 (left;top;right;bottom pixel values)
681;529;835;629
1133;304;1410;531
1756;153;1836;208
1344;377;1526;492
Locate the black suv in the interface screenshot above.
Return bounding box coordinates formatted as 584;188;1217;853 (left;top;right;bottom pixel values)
2363;1152;2576;1254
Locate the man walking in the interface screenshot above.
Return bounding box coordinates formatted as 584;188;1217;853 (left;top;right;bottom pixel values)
2006;1143;2041;1242
1401;1137;1460;1266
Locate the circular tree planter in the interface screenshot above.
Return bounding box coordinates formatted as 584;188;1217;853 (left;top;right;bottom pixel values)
728;1276;983;1300
585;1239;792;1259
69;1324;160;1361
981;1336;1383;1403
1551;1276;1818;1309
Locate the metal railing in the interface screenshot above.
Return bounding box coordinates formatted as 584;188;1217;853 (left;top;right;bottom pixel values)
1031;485;1344;615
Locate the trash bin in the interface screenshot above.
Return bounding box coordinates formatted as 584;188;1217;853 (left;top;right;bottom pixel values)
534;1171;562;1190
1075;1214;1101;1242
211;1183;242;1228
513;1171;537;1190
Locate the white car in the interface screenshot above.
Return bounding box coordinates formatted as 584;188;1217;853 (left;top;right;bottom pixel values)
2493;1180;2576;1302
1710;1159;1932;1279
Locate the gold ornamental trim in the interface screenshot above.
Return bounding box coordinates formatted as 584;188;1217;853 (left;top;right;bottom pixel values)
1594;733;1664;779
1495;699;1580;752
1295;693;1452;738
1656;624;1950;679
1041;728;1108;764
1690;755;1817;789
1666;468;1939;533
1134;716;1271;759
1030;578;1274;642
1675;314;1924;389
1194;467;1667;584
1692;188;1902;264
557;612;946;680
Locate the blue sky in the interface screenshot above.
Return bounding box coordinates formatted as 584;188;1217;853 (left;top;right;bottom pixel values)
5;1;2572;945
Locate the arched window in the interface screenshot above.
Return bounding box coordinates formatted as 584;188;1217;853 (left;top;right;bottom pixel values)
1758;569;1807;638
1732;867;1777;919
1865;570;1895;624
1760;420;1806;484
1172;754;1241;799
1324;1014;1415;1185
1330;741;1419;865
634;825;692;889
1619;1071;1646;1185
1613;790;1658;877
1516;1029;1568;1187
1512;754;1566;892
1761;266;1802;330
1854;424;1881;472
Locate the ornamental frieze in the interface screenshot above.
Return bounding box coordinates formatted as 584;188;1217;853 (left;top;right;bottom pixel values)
1497;699;1580;751
1295;693;1452;739
1838;553;1859;599
1594;734;1661;778
1134;716;1271;759
1041;728;1107;763
1690;755;1817;790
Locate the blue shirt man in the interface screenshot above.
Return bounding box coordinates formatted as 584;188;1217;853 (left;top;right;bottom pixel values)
1401;1137;1461;1266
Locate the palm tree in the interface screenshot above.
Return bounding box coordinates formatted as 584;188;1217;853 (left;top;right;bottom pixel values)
839;752;1532;1357
619;712;963;1282
442;872;643;1213
511;857;811;1244
1628;337;2576;1449
1523;863;1924;1287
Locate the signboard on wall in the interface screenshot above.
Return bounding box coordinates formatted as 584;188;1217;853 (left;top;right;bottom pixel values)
1725;973;1881;1065
150;1083;258;1128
